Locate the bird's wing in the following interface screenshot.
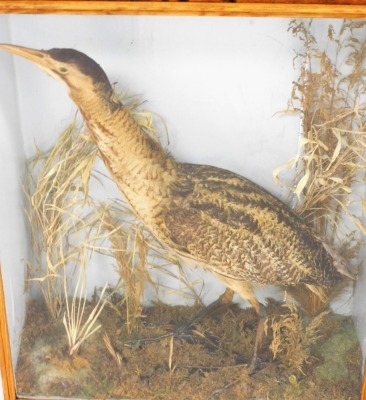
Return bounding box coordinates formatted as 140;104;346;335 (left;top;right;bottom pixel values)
161;163;341;287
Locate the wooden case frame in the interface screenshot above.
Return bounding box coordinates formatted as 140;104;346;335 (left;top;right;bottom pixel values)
0;2;365;399
0;1;365;17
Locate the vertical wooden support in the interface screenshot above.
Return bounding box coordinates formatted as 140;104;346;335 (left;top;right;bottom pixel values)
0;263;16;400
362;359;366;400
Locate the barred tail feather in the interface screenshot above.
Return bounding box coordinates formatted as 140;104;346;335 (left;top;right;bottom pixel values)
286;279;350;316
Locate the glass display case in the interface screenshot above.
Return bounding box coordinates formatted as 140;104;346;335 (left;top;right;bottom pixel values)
0;5;365;400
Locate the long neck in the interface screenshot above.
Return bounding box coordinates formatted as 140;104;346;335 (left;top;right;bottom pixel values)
71;88;177;228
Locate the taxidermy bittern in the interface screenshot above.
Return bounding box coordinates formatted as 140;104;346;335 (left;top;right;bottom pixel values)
0;44;353;366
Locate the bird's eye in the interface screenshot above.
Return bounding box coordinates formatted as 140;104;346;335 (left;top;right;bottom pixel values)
59;67;68;74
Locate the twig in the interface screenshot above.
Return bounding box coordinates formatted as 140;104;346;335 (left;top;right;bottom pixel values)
210;379;242;399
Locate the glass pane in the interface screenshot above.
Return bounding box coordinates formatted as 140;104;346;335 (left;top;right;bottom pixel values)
0;15;363;399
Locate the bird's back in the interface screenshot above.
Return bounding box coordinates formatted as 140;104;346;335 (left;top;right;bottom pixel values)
160;163;344;290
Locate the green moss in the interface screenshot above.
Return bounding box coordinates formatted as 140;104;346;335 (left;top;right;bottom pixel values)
315;319;358;381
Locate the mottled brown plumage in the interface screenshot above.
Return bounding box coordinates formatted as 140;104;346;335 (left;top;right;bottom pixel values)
0;44;352;364
166;163;340;286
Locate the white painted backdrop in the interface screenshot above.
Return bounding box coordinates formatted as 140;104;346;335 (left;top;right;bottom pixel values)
0;16;364;398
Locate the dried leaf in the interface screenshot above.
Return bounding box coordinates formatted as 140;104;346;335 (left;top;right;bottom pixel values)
294;169;310;199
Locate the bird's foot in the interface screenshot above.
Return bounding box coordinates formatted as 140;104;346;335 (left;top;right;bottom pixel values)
174;288;235;336
248;350;259;373
126;289;234;347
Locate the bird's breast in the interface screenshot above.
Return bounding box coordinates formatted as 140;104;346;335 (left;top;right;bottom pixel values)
84;109;178;234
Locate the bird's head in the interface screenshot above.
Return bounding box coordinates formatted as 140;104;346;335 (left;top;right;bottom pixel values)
0;44;113;100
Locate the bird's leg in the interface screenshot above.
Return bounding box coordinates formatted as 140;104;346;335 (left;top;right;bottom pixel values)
248;300;267;370
174;288;235;335
214;276;266;369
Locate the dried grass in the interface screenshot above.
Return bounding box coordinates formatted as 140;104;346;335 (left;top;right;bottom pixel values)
274;20;366;267
270;19;366;375
24;122;98;319
270;304;328;374
103;332;123;370
63;276;108;356
100;211;152;335
24;92;195;354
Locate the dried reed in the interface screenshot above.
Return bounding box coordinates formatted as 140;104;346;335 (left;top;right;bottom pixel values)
274;20;366;267
63;270;108;356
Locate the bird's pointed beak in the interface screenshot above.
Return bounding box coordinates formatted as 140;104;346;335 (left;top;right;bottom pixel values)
0;44;49;67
